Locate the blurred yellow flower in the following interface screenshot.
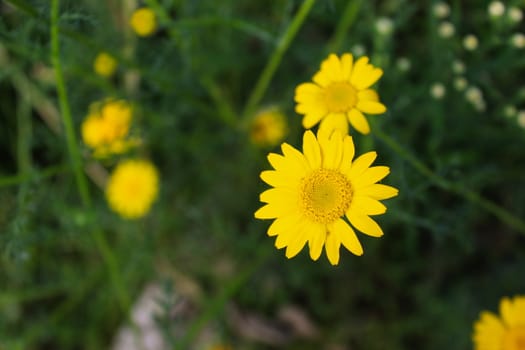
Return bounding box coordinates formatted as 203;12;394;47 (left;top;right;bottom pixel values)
106;159;159;219
295;53;386;136
255;130;398;265
250;107;288;147
93;52;117;77
473;295;525;350
130;7;157;37
81;99;139;158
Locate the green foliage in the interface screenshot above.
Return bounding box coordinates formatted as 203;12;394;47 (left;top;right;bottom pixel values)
1;0;525;349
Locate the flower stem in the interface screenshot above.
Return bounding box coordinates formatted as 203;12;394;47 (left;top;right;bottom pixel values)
50;0;130;311
50;0;90;207
373;127;525;235
241;0;317;124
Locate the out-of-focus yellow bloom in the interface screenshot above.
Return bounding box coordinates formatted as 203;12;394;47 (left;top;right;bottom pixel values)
250;107;288;148
93;52;117;77
81;99;139;158
130;7;157;37
473;295;525;350
106;159;159;219
294;53;386;136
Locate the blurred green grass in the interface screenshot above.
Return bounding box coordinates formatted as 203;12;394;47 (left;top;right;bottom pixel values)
1;0;525;349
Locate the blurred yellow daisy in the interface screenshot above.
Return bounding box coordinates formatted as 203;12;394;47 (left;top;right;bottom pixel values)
254;130;398;265
250;106;288;148
130;7;157;37
106;159;159;219
473;295;525;350
93;52;117;78
81;99;139;158
295;53;386;135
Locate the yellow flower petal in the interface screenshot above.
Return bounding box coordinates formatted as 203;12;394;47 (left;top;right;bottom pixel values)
512;296;525;323
260;170;300;188
339;135;355;175
357;100;387;114
275;218;303;248
295;82;324;102
350;196;387;215
268;214;302;237
302;110;327;129
267;153;308;180
473;311;506;349
312;71;331;87
352;166;391;188
347;109;370;134
500;297;519;327
356;184;399;200
254;204;281;219
321;129;344;169
281;143;310;172
302;130;322;169
358;89;379;101
346;211;384;237
260;188;297;206
308;224;326;261
319;113;349;137
340;53;354;80
346;151;377;179
350;57;383;90
349;56;369;85
285;225;309;258
320;53;343;82
354;67;383;90
325;225;342;265
267;153;286;169
333;219;363;256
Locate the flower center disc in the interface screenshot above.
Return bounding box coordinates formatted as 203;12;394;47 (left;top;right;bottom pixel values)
324;82;358;113
503;327;525;350
300;169;353;224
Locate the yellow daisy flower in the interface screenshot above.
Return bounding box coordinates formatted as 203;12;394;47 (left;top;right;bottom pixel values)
295;53;387;135
93;52;117;78
250;106;288;148
254;130;398;265
106;159;159;219
130;7;157;37
81;99;139;158
473;295;525;350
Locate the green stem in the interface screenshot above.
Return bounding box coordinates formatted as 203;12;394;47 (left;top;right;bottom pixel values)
373;127;525;234
326;0;363;53
0;164;69;188
241;0;317;124
50;0;130;311
50;0;90;207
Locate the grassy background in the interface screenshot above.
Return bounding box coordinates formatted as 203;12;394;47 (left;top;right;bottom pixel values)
1;0;525;349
